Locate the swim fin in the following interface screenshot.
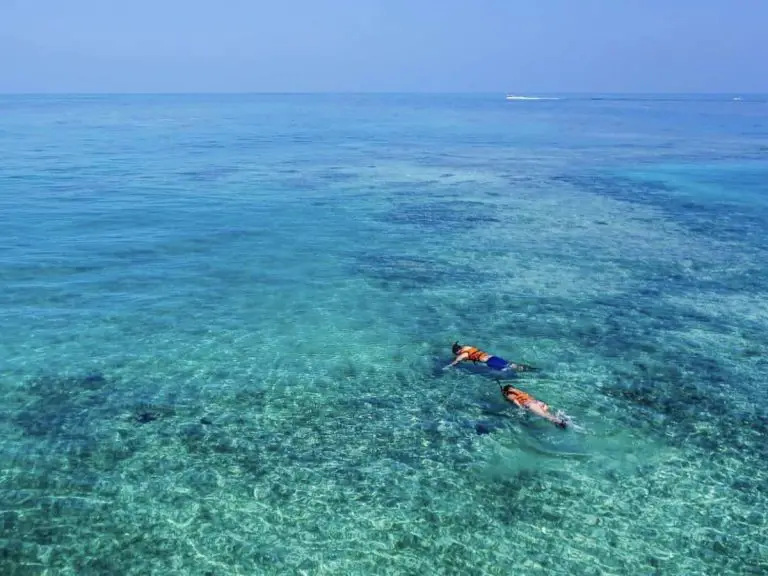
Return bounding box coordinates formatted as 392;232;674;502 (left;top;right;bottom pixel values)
516;363;538;372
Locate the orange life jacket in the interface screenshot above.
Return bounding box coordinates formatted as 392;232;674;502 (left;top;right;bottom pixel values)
506;389;534;406
462;346;487;362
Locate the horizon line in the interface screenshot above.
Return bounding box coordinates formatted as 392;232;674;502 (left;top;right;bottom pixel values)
0;90;765;96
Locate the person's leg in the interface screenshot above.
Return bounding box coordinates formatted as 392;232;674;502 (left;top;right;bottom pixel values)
509;362;537;372
489;356;537;372
526;401;566;427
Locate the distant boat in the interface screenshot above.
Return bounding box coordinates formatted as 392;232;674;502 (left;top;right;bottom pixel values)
505;95;559;101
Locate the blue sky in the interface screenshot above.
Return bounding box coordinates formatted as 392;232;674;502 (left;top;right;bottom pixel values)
1;0;766;93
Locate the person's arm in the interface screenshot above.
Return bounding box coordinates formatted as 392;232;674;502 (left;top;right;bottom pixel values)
501;392;524;408
443;352;468;369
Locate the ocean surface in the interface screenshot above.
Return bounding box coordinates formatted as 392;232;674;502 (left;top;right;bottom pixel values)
1;93;767;575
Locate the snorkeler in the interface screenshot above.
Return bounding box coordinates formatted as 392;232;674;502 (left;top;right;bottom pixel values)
444;342;537;373
501;384;568;429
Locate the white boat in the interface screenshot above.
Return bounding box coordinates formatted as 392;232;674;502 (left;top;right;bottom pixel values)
505;95;558;101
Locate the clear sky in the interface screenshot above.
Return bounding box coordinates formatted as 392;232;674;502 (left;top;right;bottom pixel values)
1;0;766;93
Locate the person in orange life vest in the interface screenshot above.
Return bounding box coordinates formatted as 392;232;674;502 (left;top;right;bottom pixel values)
501;384;568;429
443;342;537;373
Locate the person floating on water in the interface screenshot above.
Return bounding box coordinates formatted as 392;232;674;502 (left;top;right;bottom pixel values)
501;384;568;429
444;342;537;373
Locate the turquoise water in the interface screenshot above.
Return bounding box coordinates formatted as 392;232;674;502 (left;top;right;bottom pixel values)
1;94;767;575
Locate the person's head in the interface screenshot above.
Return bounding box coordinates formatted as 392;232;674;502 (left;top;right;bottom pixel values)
451;341;462;355
501;385;516;396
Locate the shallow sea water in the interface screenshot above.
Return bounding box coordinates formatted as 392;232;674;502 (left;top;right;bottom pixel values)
1;94;767;575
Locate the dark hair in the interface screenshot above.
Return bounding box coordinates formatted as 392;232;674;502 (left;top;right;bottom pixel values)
502;385;514;394
452;341;462;355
